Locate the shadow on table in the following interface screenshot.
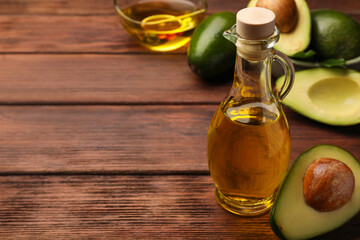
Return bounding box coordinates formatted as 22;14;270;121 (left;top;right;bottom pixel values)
285;107;360;138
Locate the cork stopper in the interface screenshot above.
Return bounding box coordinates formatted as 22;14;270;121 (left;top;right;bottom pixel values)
236;7;276;40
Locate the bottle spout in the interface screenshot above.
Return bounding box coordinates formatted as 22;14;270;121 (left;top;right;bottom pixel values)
223;25;238;44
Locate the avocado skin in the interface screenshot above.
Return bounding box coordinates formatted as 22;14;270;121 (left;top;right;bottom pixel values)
310;9;360;60
269;207;287;240
275;68;360;126
268;144;327;240
248;0;311;57
269;144;360;240
270;159;294;240
187;12;236;83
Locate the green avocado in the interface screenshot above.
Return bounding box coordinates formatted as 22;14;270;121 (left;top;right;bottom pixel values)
276;68;360;126
270;144;360;240
310;9;360;60
247;0;311;56
187;12;236;83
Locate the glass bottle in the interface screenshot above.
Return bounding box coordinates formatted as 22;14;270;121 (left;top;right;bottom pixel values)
207;7;295;216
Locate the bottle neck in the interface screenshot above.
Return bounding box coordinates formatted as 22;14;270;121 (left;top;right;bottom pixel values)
236;40;272;61
222;25;281;108
229;49;274;105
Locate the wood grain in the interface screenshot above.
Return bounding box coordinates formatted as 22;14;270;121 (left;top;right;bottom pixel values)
0;0;359;15
0;105;357;174
0;15;142;53
0;0;359;239
0;0;249;15
0;105;215;173
0;0;115;15
0;175;359;239
0;54;230;104
0;14;359;54
0;175;279;239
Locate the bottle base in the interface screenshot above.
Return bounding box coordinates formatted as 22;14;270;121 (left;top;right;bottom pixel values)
215;188;275;216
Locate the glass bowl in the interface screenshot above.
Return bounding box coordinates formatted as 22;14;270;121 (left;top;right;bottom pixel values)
114;0;207;52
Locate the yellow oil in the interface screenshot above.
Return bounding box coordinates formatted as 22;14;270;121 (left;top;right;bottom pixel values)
207;98;290;215
117;0;205;51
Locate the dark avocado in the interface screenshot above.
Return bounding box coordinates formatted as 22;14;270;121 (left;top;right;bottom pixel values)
187;12;236;83
310;9;360;60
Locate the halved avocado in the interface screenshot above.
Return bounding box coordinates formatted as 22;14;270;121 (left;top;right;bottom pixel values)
247;0;311;56
270;144;360;240
276;68;360;126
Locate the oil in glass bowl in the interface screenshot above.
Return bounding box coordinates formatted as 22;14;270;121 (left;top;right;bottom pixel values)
114;0;207;52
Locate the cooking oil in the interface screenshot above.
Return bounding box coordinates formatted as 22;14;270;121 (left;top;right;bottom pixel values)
115;0;206;51
208;98;290;215
207;7;295;216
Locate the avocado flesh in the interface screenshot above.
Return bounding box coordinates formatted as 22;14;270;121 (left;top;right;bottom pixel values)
247;0;311;56
276;68;360;126
270;144;360;240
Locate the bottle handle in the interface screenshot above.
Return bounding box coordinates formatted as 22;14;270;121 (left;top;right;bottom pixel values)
272;50;295;102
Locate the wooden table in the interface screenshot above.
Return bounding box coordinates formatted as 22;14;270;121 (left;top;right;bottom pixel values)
0;0;359;239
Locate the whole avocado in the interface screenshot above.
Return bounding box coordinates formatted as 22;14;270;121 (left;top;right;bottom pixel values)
310;9;360;60
187;12;236;83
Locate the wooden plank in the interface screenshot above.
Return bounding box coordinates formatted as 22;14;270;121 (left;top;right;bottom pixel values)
1;175;359;239
0;54;230;104
0;0;115;15
0;0;249;15
287;110;360;163
0;0;359;15
0;175;279;239
0;105;358;174
0;14;359;54
0;105;215;173
0;15;142;53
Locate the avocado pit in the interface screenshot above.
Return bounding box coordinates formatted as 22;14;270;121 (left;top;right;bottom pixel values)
303;158;355;212
256;0;298;33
